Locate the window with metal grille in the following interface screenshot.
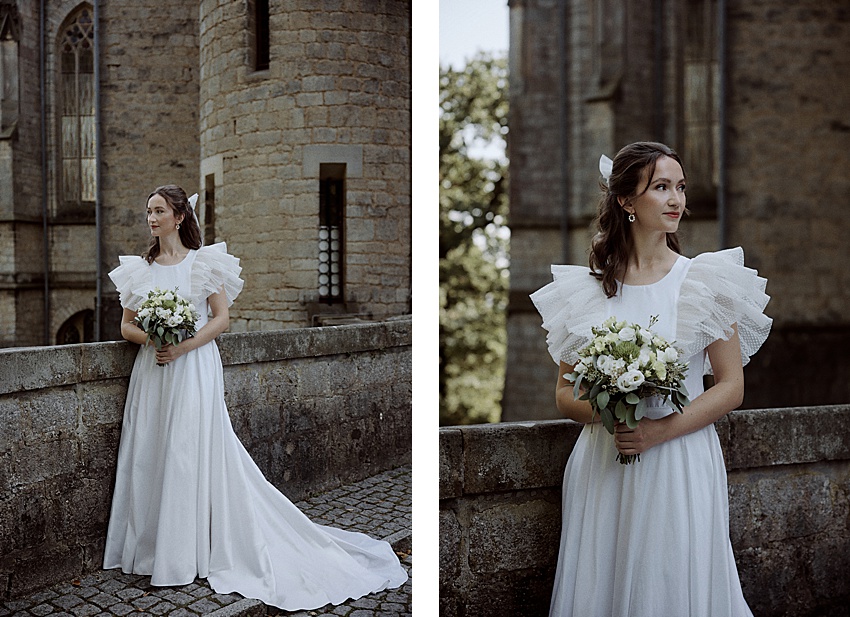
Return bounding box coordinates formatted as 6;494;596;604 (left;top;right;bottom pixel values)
318;164;345;302
59;6;96;211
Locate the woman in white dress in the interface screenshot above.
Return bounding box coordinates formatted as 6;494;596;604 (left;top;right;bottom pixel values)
103;185;407;610
531;143;771;617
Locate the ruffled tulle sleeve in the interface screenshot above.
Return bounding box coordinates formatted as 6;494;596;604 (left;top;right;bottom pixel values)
108;256;152;311
190;242;244;306
529;266;608;365
676;247;772;375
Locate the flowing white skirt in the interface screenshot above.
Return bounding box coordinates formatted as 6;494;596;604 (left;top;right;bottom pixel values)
549;419;753;617
103;342;407;610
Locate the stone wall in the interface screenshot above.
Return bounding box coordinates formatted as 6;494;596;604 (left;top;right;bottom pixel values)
0;319;411;600
440;407;850;617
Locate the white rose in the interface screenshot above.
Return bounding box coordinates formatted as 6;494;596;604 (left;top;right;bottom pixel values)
618;327;636;342
616;369;645;392
662;346;679;362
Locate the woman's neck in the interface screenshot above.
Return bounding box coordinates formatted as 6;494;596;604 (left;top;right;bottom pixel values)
157;233;188;259
623;231;678;283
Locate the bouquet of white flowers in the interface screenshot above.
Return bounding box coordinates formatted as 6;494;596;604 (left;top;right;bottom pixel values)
566;315;690;464
134;287;199;366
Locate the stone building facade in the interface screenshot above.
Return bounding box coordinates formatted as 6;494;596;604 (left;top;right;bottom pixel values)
503;0;850;420
0;0;410;347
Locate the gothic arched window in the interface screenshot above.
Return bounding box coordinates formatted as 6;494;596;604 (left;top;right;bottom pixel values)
58;6;96;212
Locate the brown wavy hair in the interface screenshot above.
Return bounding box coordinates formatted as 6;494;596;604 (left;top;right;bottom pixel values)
589;142;689;298
143;185;201;264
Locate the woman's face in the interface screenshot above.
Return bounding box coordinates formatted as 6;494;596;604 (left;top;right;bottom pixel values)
622;155;686;234
146;194;183;238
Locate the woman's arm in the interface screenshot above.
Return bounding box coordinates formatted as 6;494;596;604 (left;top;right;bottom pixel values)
556;361;599;424
120;308;150;346
155;289;230;365
614;324;745;457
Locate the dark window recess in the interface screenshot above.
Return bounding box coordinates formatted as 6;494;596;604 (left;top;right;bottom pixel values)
204;174;215;244
252;0;270;71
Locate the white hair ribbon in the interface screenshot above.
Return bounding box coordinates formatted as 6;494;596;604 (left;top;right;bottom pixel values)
599;155;613;186
188;193;203;246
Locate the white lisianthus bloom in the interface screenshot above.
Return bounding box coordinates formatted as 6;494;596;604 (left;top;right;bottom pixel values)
156;307;170;319
596;355;611;374
575;360;588;374
167;314;182;327
662;346;679;362
617;369;645;392
637;347;652;367
163;291;174;301
618;327;636;342
594;339;606;353
638;328;653;344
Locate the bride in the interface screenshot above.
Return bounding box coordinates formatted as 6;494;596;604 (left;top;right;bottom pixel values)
103;184;407;610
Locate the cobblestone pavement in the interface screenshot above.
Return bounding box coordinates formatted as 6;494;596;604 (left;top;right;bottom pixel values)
0;466;411;617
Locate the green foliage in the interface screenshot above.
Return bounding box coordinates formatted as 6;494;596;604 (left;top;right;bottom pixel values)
439;54;510;426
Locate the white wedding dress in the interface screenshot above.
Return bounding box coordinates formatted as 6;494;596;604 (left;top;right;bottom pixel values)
531;247;771;617
103;243;407;610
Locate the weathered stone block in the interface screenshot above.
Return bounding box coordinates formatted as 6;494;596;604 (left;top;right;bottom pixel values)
439;428;463;500
468;495;560;573
460;420;580;495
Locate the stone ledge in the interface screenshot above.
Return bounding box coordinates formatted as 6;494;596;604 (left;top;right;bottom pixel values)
0;318;412;395
440;405;850;495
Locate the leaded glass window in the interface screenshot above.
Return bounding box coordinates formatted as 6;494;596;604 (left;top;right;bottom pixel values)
59;7;96;209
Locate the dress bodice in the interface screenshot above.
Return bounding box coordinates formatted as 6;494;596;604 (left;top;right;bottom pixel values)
150;251;208;328
108;242;245;330
530;247;771;378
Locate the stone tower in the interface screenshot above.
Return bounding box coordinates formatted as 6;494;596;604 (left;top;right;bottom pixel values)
503;0;850;421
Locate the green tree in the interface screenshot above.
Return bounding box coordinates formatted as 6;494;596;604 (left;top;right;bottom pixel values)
439;53;509;425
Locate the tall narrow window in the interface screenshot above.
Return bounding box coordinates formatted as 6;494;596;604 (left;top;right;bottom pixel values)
247;0;270;71
204;174;216;244
59;7;96;212
0;2;20;136
319;164;345;303
683;0;718;210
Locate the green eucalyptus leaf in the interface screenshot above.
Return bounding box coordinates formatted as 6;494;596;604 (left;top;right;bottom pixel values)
625;409;639;429
600;407;615;435
625;393;640;405
572;373;584;400
635;397;648;420
614;399;628;421
596;389;610;411
589;382;602;401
